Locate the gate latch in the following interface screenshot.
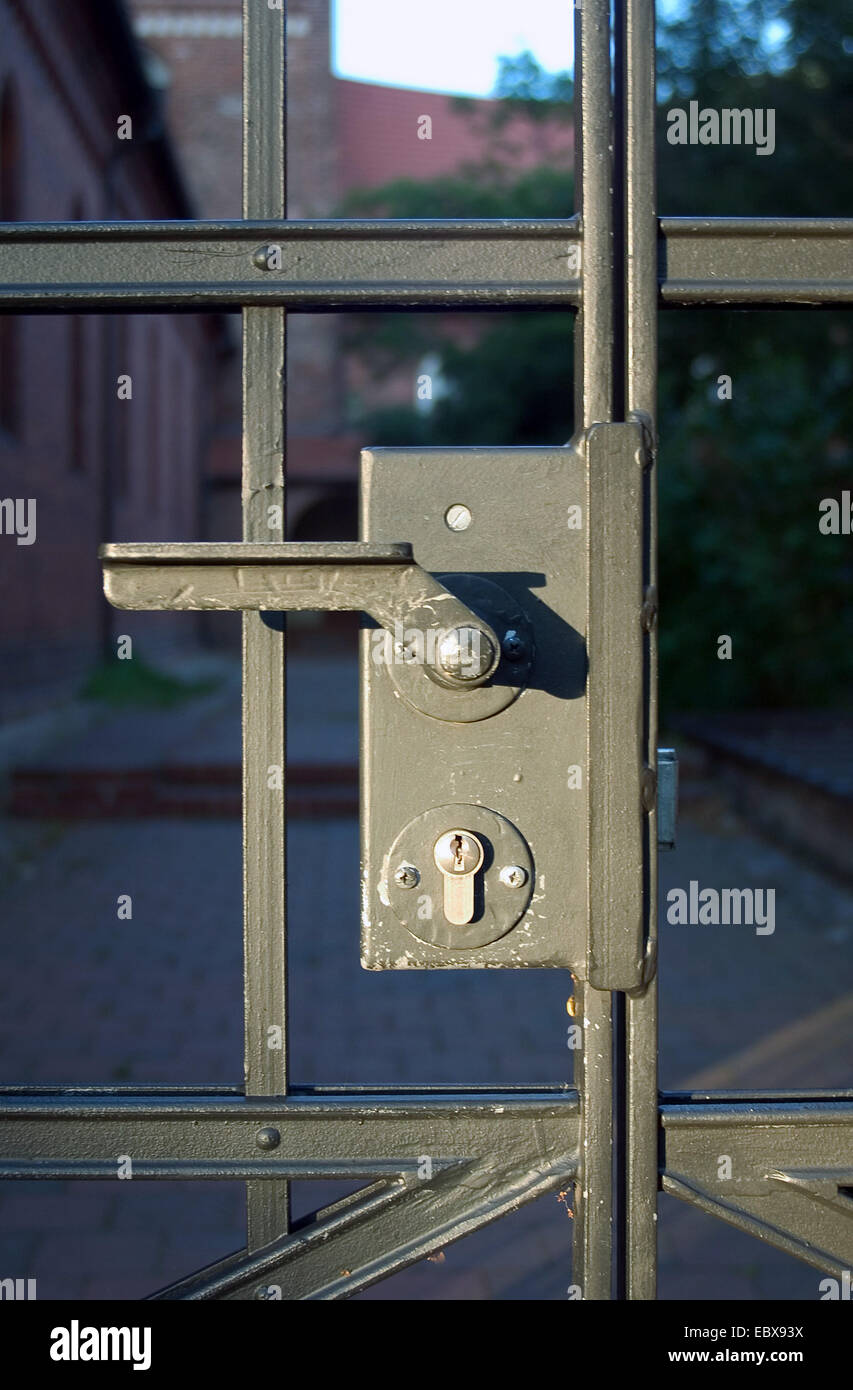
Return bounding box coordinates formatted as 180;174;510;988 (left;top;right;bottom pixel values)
100;541;501;700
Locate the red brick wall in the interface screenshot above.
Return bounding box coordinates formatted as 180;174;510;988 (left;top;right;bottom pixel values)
0;0;216;697
336;79;572;197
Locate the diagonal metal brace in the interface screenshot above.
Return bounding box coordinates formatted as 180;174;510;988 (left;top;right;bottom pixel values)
100;541;501;691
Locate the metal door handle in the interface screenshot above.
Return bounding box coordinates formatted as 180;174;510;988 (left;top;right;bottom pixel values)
99;541;501;691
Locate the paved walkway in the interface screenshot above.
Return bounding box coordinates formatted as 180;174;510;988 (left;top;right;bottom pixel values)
0;661;850;1300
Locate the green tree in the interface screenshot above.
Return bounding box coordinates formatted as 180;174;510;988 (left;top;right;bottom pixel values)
340;10;852;710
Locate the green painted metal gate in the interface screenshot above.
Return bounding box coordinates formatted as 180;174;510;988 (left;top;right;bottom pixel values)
0;0;852;1300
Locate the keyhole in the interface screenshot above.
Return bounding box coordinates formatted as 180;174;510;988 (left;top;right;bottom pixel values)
452;835;464;869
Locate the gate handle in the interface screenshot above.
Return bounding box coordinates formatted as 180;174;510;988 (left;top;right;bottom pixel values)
99;541;501;691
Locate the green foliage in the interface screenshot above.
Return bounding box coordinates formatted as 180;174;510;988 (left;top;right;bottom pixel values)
358;314;572;448
341;162;572;220
341;2;852;711
659;313;853;709
80;656;218;709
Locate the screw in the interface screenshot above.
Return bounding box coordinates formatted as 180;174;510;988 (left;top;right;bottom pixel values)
499;865;528;889
394;864;420;890
502;629;527;662
445;504;472;532
436;626;496;684
256;1126;281;1150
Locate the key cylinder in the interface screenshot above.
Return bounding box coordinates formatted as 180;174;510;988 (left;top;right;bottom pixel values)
434;829;484;925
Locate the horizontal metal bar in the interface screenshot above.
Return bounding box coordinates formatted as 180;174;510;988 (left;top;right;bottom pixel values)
660;217;853;305
0;1089;578;1117
1;218;851;311
662;1098;853;1127
100;542;413;566
0;1082;575;1097
0;1160;425;1181
0;219;582;310
0;1090;580;1180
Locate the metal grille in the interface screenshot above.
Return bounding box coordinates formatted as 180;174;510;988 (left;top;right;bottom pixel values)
0;0;851;1300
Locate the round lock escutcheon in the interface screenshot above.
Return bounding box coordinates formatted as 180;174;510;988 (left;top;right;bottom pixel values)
383;574;533;723
384;803;534;949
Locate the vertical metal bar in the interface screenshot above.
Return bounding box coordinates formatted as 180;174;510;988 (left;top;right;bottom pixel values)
573;980;615;1299
573;0;616;1301
574;0;614;427
623;0;659;1300
242;0;290;1249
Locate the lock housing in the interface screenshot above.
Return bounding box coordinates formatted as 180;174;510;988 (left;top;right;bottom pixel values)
360;444;602;971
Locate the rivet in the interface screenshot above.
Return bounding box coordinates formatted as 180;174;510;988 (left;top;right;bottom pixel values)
256;1126;281;1150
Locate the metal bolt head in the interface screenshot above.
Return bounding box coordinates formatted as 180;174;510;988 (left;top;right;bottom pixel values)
394;863;420;890
445;504;472;532
499;864;527;889
256;1126;281;1150
436;626;496;683
501;628;526;662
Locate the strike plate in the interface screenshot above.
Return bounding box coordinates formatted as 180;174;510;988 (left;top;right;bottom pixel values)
361;445;594;971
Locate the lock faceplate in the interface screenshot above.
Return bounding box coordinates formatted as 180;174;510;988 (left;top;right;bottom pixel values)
361;433;647;979
360;446;591;971
383;804;534;951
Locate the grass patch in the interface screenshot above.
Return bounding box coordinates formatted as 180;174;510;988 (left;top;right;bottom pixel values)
80;656;219;710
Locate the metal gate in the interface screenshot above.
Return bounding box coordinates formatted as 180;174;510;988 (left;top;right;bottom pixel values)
1;0;852;1300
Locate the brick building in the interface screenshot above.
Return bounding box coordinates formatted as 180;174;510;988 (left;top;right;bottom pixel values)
0;0;222;708
129;0;573;546
0;0;573;697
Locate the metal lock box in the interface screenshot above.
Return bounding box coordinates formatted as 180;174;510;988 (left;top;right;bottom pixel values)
359;431;647;979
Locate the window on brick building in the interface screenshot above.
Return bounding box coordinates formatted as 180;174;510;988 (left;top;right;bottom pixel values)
0;80;21;437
